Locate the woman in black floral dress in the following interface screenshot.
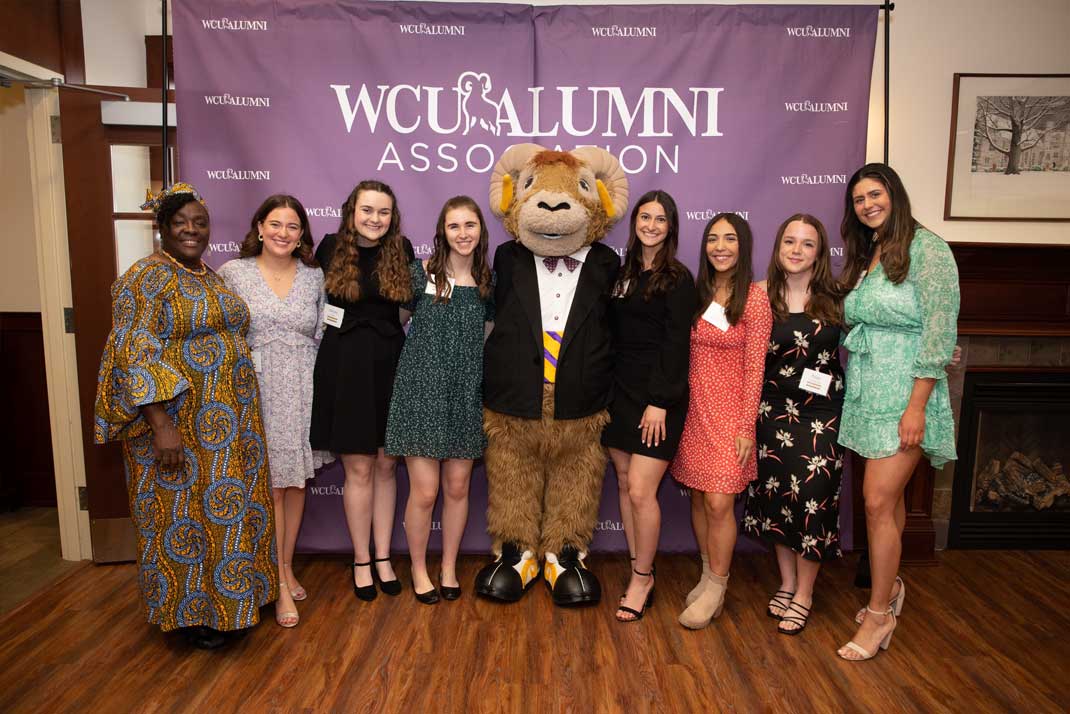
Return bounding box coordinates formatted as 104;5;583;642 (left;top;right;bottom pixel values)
743;214;845;636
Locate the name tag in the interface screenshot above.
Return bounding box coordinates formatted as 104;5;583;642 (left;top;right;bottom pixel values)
424;274;455;296
800;368;832;396
701;301;729;332
251;349;263;373
323;304;344;328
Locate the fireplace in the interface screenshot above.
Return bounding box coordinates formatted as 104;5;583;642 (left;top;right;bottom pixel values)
948;371;1070;549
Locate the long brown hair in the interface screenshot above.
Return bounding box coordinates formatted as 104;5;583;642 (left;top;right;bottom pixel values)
239;194;318;267
614;189;690;301
839;163;918;289
694;212;754;326
324;180;412;303
426;196;493;303
766;214;842;325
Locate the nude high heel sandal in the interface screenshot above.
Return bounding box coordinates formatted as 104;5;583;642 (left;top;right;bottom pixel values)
838;607;896;661
855;576;904;624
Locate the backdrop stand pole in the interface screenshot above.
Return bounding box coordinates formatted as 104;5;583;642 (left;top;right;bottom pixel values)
162;0;170;189
883;2;893;164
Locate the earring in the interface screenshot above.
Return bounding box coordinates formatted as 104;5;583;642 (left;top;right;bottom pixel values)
258;234;264;242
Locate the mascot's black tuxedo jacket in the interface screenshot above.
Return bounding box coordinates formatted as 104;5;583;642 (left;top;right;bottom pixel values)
484;240;620;421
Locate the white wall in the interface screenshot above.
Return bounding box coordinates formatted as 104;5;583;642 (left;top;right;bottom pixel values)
0;84;42;312
80;0;1070;243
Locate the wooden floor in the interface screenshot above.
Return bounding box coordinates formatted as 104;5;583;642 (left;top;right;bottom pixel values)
0;549;1067;713
0;507;82;616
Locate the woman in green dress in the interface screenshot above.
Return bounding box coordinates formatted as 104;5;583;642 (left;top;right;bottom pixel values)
385;196;494;604
836;164;959;661
94;183;278;649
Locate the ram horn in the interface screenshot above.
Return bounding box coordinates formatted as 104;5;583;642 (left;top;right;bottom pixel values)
489;143;543;218
571;146;629;222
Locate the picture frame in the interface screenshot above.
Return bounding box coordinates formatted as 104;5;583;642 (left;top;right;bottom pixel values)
944;73;1070;222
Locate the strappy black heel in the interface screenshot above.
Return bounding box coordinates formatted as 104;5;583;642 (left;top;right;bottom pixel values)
615;568;655;623
352;562;377;601
777;601;811;635
766;589;794;619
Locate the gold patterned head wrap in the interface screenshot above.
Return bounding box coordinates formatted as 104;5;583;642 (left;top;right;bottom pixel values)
140;182;207;217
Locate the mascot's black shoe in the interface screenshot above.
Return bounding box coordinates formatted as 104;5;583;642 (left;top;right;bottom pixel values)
474;542;539;602
544;546;601;607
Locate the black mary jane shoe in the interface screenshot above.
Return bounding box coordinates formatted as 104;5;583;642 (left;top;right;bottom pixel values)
352;561;378;602
375;557;402;596
184;626;226;650
414;585;440;605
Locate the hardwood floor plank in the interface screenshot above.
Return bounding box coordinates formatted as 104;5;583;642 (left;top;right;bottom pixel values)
1;550;1068;713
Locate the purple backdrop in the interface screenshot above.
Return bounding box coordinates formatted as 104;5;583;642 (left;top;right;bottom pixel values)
173;0;875;554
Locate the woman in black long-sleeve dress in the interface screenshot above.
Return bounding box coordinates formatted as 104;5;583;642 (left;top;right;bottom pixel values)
603;190;696;622
742;214;845;635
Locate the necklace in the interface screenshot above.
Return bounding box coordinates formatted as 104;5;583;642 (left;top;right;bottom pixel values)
160;249;207;276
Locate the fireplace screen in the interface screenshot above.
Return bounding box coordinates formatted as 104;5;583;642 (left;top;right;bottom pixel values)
950;371;1070;549
971;409;1070;513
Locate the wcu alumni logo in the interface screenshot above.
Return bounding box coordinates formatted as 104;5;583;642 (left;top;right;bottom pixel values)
330;70;724;175
200;18;268;31
399;23;465;36
785;25;851;38
203;93;271;108
590;25;657;38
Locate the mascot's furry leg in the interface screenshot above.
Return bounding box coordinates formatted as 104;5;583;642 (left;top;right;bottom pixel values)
475;406;545;601
540;405;609;606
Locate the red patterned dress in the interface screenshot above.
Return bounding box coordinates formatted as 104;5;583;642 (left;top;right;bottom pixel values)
672;284;772;494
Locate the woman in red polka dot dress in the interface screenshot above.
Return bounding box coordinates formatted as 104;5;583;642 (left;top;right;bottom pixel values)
673;212;772;630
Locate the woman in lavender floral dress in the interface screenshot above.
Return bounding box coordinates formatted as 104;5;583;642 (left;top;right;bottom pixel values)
219;194;324;628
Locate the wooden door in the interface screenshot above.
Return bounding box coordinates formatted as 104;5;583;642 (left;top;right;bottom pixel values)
59;86;176;561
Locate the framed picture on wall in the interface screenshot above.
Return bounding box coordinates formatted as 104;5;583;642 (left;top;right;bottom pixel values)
944;73;1070;221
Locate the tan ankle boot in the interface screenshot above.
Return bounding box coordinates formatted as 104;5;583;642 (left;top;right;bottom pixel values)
678;572;728;629
684;555;712;607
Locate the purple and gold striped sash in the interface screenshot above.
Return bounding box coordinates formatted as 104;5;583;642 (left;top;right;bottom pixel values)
543;330;562;383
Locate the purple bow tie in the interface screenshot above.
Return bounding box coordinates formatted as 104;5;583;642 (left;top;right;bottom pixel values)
543;256;581;273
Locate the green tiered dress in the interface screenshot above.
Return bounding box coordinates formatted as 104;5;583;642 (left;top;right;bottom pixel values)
385;261;494;460
839;227;960;467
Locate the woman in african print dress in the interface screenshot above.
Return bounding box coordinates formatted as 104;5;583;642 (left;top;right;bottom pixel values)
94;184;278;650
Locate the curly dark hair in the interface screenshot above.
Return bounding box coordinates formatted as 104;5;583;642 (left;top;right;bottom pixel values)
239;194;318;267
155;192;202;232
324;180;412;303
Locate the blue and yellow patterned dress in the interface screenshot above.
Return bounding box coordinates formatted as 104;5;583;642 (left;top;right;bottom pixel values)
839;227;960;467
94;256;278;632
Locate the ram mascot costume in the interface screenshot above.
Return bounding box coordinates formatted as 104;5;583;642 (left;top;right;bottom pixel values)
475;144;628;606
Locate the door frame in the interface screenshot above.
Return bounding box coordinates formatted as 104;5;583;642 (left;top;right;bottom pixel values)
25;85;92;561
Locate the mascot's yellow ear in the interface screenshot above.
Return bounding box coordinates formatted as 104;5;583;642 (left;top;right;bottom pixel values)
596;179;615;219
500;174;514;214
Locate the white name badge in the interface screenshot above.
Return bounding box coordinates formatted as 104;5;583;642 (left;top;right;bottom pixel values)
251;349;263;373
701;301;730;332
800;368;832;396
323;304;345;328
424;274;456;296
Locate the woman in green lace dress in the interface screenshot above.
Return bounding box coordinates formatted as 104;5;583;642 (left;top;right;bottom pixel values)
386;196;494;604
836;164;959;662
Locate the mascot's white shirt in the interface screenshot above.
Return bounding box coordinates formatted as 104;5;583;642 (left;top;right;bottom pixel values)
534;245;591;334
